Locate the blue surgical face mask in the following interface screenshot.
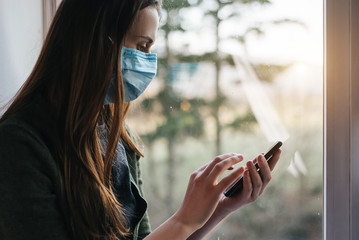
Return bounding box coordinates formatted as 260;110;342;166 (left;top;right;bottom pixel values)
104;47;157;104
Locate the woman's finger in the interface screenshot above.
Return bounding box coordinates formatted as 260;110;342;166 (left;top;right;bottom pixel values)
196;162;210;173
247;161;262;199
207;154;243;182
241;170;252;199
268;149;281;171
218;166;245;191
202;153;238;175
257;154;272;187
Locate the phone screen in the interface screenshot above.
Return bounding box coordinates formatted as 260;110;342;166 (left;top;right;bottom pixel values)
223;141;282;197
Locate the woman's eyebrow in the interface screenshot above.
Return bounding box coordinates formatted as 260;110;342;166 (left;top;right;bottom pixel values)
137;35;154;43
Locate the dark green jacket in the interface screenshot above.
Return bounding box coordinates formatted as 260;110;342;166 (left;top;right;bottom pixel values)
0;97;151;240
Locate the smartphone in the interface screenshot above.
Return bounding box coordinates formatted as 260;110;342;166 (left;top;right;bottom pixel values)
223;141;283;198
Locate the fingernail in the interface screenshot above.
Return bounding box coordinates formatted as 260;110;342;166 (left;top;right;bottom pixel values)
238;154;243;159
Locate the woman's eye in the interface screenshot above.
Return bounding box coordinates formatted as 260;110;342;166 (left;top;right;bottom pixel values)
137;44;148;52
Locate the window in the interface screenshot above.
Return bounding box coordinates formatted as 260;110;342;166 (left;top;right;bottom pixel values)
129;0;324;239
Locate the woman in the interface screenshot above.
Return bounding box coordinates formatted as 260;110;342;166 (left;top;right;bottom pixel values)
0;0;281;239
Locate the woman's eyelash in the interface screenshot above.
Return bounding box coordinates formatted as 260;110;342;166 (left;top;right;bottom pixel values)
137;43;149;51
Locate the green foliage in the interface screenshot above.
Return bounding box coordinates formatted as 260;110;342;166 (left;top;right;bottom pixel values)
272;18;306;26
140;87;205;142
236;27;265;44
239;0;271;4
225;111;257;131
162;0;191;10
252;63;292;82
160;22;186;33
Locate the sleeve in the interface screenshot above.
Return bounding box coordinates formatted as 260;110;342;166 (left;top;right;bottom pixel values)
0;124;71;240
134;157;152;239
123;125;152;239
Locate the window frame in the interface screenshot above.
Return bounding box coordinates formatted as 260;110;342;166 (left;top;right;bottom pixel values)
42;0;61;36
325;0;359;239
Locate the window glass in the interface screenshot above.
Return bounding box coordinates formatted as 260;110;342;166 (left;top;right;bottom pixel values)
127;0;323;239
0;0;323;238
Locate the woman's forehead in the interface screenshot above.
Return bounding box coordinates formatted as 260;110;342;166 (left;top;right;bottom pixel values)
128;7;159;41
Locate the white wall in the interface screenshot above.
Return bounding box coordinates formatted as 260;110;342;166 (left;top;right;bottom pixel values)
0;0;43;105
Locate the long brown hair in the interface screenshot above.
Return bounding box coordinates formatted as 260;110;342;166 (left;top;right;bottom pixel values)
0;0;160;239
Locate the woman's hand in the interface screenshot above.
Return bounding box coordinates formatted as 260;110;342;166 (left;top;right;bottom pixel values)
146;150;281;240
216;149;281;216
172;153;245;232
185;149;282;240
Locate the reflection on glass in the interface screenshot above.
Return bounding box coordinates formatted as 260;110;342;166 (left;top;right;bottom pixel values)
127;0;323;239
